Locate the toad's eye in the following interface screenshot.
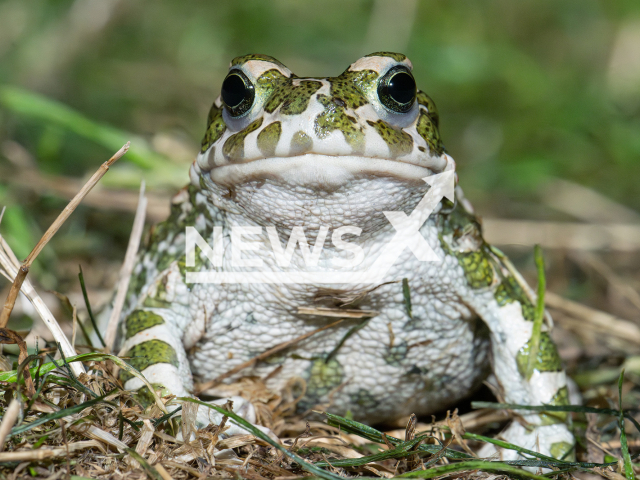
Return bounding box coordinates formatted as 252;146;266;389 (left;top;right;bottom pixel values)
377;66;416;114
221;70;255;117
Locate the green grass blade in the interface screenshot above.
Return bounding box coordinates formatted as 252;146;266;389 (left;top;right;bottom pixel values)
0;84;167;169
472;401;620;417
618;369;635;480
0;352;168;414
314;436;432;467
462;431;616;469
78;265;105;347
396;460;550;479
177;397;344;480
9;391;114;437
125;448;164;480
402;278;412;318
324;412;472;459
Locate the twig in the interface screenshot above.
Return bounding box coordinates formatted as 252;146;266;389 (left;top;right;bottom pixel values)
104;180;147;351
4;165;169;221
0;399;20;451
0;440;99;462
570;252;640;312
195;319;344;394
154;464;175;480
540;178;640;224
0;142;129;329
546;291;640;345
0;243;85;377
297;307;378;318
482;219;640;251
0;329;36;396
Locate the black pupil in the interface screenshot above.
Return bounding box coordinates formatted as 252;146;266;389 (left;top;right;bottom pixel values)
387;72;415;104
221;74;246;108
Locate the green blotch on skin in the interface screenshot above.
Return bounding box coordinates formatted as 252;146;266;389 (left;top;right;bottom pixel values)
142;297;172;308
201;104;226;153
440;199;482;240
177;241;209;287
549;440;575;461
314;94;364;153
331;69;378;109
383;342;408;366
516;332;562;376
256;69;288;112
119;340;179;384
263;78;321;115
306;358;344;398
350;389;378;409
281;81;322;115
125;310;165;339
257;121;282;157
257;68;287;86
367;120;413;157
231;54;288;70
365;51;407;63
540;386;570;425
416;109;444;156
416;91;439;128
126;266;147;300
222;117;263;161
495;276;536;321
290;130;313;155
147;185;208;266
439;202;495;289
134;383;168;409
457;251;494;289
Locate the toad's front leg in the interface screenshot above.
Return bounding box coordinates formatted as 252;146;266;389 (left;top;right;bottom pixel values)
469;260;574;461
119;305;260;437
442;201;574;461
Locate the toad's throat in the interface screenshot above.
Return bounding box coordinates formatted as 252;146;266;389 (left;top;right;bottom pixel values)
205;153;453;188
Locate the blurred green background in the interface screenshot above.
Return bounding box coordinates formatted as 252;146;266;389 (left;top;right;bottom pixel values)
0;0;639;291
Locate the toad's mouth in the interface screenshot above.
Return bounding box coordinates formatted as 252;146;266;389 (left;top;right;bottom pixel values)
203;153;454;188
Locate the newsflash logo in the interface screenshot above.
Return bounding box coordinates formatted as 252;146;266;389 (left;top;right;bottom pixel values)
185;170;455;284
